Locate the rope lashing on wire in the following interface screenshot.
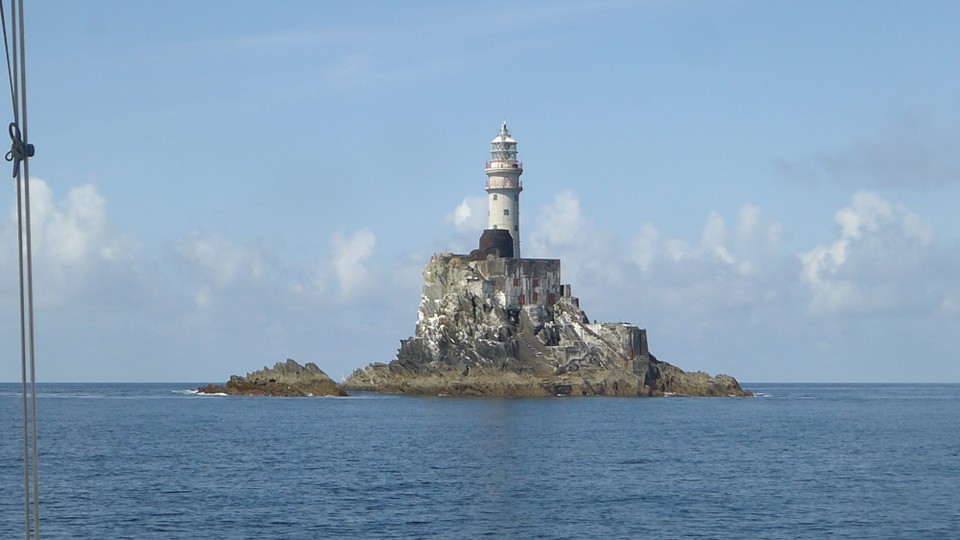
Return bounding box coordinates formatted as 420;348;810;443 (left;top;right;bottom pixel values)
6;120;32;177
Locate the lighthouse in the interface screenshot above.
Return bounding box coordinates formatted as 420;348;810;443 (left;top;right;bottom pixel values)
484;122;524;258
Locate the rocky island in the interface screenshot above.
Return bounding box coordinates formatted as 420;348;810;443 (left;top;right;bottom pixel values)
344;254;750;397
199;359;348;397
344;123;750;398
198;125;749;399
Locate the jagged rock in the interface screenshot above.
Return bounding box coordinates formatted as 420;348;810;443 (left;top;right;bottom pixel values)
344;254;751;397
198;358;348;397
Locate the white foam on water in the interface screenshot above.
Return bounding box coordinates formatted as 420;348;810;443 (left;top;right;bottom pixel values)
193;390;228;397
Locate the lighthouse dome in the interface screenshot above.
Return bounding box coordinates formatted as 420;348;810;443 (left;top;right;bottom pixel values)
491;122;516;144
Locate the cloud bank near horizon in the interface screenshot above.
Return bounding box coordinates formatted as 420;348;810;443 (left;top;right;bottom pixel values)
1;179;957;382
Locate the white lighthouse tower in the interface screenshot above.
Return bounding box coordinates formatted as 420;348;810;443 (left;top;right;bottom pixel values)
485;122;524;258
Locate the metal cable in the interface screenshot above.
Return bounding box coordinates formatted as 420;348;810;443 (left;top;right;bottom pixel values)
4;0;38;537
16;0;40;536
0;0;16;121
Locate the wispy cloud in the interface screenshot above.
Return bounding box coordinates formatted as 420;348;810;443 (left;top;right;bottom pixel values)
775;114;960;188
189;27;376;56
173;1;637;96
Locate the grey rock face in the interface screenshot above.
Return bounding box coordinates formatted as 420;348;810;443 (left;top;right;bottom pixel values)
345;254;750;397
199;358;348;397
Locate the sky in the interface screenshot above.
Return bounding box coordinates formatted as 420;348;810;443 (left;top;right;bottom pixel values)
1;0;959;383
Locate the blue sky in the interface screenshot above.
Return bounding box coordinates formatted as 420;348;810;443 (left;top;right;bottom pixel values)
2;0;959;382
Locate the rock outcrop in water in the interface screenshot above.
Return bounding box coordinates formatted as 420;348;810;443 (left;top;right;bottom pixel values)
344;254;750;397
199;358;348;397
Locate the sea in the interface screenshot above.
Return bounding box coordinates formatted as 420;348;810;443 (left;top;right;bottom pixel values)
1;383;958;539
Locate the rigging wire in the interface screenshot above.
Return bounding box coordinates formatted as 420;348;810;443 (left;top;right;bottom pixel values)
2;0;38;538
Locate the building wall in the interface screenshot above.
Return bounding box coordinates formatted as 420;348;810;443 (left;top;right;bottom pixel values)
475;257;560;310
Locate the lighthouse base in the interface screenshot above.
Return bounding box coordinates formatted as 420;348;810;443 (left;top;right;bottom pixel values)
470;228;514;260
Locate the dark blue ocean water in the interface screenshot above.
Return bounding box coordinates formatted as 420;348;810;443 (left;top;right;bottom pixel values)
1;383;958;539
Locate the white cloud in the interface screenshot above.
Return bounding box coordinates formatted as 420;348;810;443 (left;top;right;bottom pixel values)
633;205;782;282
528;189;585;249
331;228;376;299
27;181;122;265
526;190;623;289
0;179;139;307
515;190;958;381
524;193;786;319
628;223;660;273
628;204;783;285
447;196;486;232
291;228;384;302
799;191;940;314
179;226;379;307
835;191;893;240
701;211;737;266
